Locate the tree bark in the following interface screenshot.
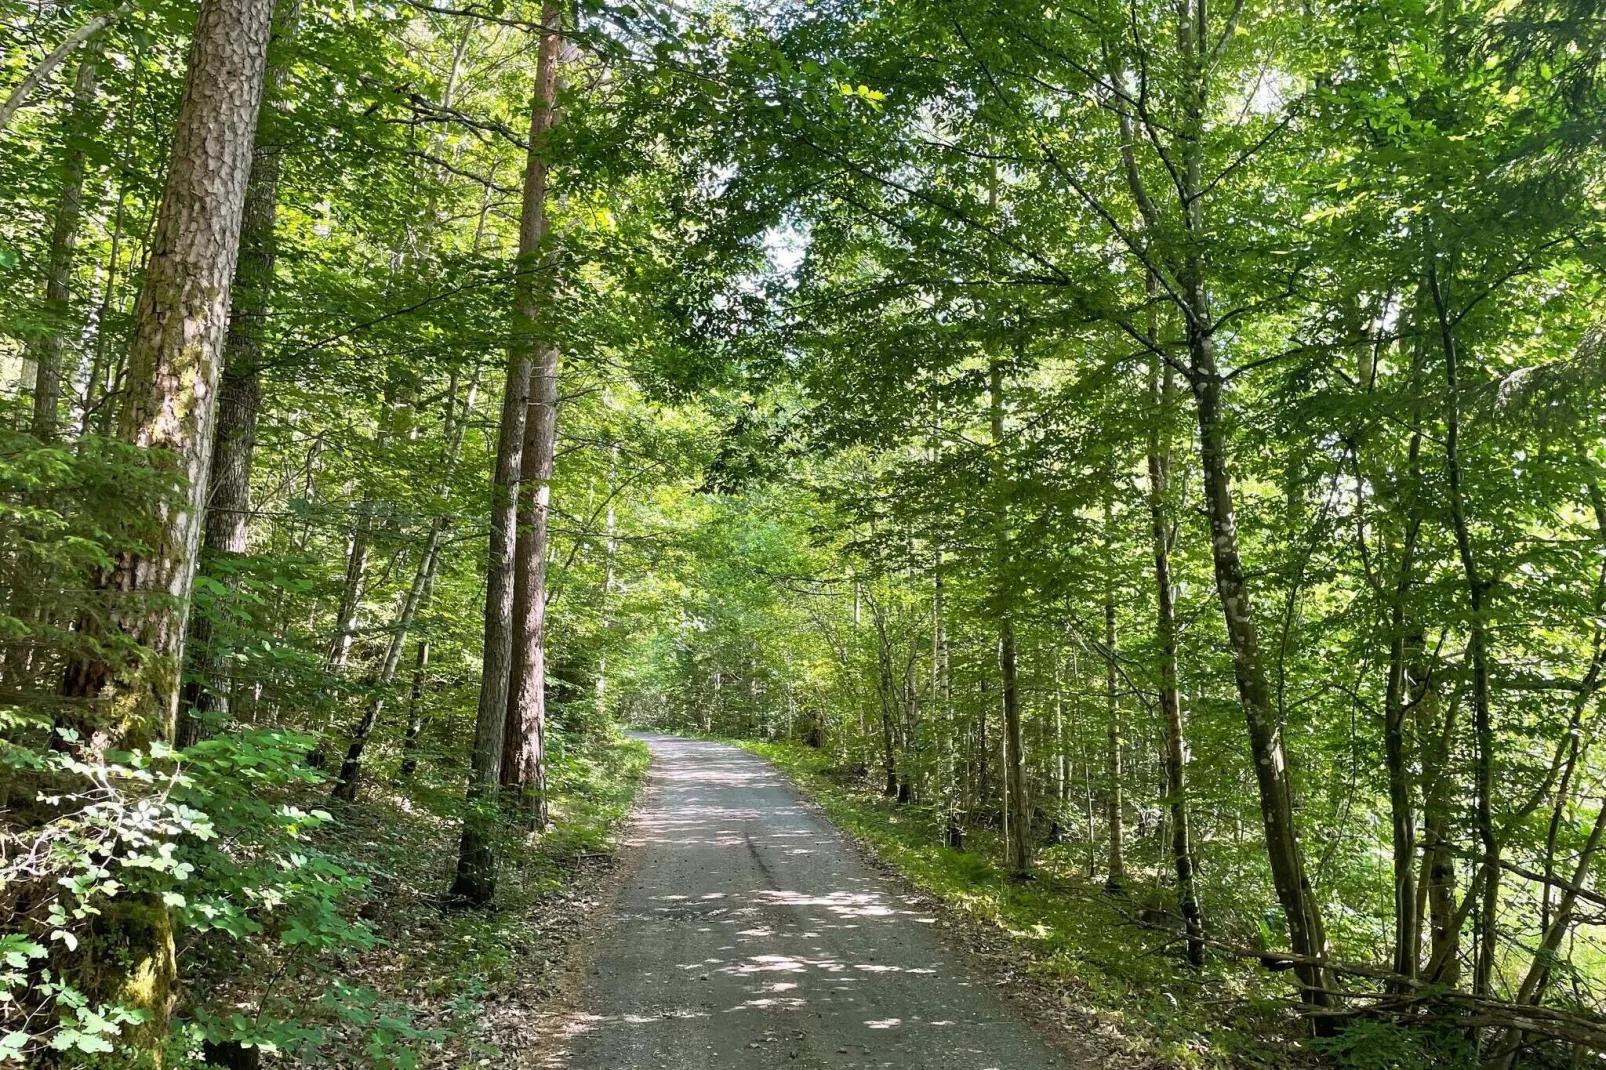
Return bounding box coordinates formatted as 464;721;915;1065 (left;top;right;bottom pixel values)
1382;504;1423;983
28;54;98;442
1429;264;1498;998
449;349;529;903
1413;639;1460;985
498;0;564;828
1104;517;1125;890
989;358;1031;876
1148;351;1203;964
874;601;899;796
55;0;276;1045
1166;0;1328;989
398;628;431;777
178;0;299;745
1189;341;1331;1006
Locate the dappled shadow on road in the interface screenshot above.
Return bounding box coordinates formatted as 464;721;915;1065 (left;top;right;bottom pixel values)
545;736;1064;1069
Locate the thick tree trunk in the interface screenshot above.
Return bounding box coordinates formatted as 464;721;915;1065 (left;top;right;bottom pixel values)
29;55;97;442
54;0;275;1046
178;3;298;745
1148;353;1203;964
501;341;559;824
499;0;564;827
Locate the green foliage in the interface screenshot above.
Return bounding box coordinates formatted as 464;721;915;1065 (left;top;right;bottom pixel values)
0;726;375;1062
1311;1018;1475;1070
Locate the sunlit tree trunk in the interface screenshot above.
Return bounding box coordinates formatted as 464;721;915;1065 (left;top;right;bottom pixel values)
499;0;564;828
179;0;299;745
28;54;97;442
1189;343;1330;1005
1168;0;1329;1005
55;0;276;1042
449;351;529;903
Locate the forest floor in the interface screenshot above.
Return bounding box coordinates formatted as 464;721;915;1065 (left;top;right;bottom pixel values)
727;738;1322;1070
224;734;651;1068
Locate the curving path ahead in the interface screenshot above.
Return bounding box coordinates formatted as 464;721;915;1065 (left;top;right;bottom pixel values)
551;733;1067;1070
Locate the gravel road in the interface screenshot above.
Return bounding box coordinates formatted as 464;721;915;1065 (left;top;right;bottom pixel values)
551;733;1068;1069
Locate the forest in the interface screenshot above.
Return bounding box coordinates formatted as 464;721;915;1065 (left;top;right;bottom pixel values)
1;0;1604;1064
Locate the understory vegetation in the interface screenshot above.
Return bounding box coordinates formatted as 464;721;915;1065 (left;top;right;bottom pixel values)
2;0;1605;1064
739;737;1471;1069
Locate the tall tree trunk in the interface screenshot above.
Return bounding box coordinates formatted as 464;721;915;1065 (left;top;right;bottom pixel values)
1429;265;1498;998
1149;0;1330;1007
594;438;619;722
874;605;899;796
398;625;431;777
1148;351;1203;964
178;0;299;745
989;358;1031;876
1382;505;1423;983
448;351;529;903
54;0;275;1045
1413;638;1460;985
29;54;97;442
1104;516;1125;890
1188;342;1331;1006
498;0;564;828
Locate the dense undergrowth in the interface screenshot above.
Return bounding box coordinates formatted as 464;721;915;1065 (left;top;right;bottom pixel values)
277;732;648;1069
1;722;647;1067
734;738;1477;1070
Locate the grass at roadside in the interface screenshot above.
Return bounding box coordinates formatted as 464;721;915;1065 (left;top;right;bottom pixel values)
732;737;1310;1070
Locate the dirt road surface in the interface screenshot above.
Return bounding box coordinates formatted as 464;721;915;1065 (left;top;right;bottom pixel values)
549;734;1068;1069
